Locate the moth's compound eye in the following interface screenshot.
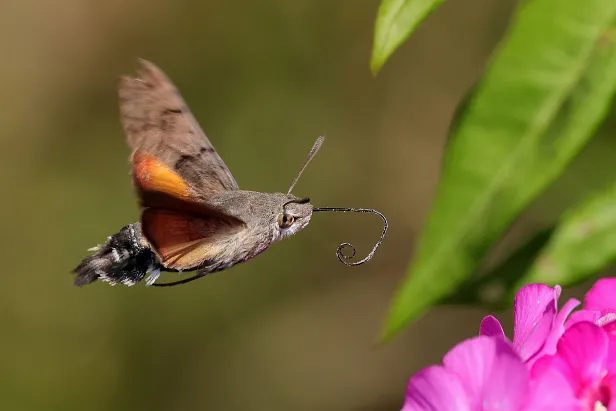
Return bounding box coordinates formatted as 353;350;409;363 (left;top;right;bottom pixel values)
277;213;295;229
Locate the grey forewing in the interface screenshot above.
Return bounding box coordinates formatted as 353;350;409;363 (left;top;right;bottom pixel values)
119;59;239;195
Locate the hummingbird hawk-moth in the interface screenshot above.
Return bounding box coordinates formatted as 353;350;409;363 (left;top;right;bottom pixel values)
73;60;387;287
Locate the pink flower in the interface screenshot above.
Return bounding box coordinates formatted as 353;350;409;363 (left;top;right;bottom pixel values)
401;279;616;410
530;321;616;410
479;284;580;364
402;336;530;411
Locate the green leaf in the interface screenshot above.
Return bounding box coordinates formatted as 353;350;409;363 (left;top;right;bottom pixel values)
382;1;616;341
519;182;616;288
370;0;445;75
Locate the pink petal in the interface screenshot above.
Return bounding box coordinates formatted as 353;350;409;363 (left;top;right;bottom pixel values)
597;310;616;327
567;309;616;329
526;355;578;410
585;278;616;311
566;309;603;328
528;297;581;367
602;373;616;411
513;284;560;361
602;321;616;375
479;315;506;339
443;336;528;411
402;366;470;411
553;321;608;391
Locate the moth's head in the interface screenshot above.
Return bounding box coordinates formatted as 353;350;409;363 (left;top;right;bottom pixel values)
270;194;313;241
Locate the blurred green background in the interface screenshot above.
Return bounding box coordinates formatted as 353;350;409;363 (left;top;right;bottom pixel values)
3;0;616;410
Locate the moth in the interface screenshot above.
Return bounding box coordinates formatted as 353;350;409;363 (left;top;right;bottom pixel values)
73;60;387;287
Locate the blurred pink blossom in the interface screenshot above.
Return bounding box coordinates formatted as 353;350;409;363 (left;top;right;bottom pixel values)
402;336;530;411
401;334;578;410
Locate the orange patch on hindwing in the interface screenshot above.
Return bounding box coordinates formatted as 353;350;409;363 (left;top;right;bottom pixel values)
131;150;194;204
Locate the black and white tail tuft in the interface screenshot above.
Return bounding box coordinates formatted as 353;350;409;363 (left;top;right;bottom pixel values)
72;223;162;287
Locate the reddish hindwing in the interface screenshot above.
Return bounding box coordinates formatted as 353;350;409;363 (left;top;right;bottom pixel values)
141;208;243;270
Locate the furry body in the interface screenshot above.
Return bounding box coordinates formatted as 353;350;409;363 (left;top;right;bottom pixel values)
73;191;312;286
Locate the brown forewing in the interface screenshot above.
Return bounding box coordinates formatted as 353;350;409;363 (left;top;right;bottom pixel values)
119;59;239;199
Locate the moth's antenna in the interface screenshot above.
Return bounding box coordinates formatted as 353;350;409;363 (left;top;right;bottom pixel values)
287;136;324;194
312;207;388;266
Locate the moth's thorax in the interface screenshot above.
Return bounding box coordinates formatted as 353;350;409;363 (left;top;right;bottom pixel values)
207;190;313;260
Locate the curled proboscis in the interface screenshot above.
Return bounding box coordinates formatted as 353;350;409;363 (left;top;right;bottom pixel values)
312;207;388;266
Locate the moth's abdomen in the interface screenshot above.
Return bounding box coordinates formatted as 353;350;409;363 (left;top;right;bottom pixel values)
73;223;161;286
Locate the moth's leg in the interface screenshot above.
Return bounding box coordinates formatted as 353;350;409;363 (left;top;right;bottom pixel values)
145;267;162;286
